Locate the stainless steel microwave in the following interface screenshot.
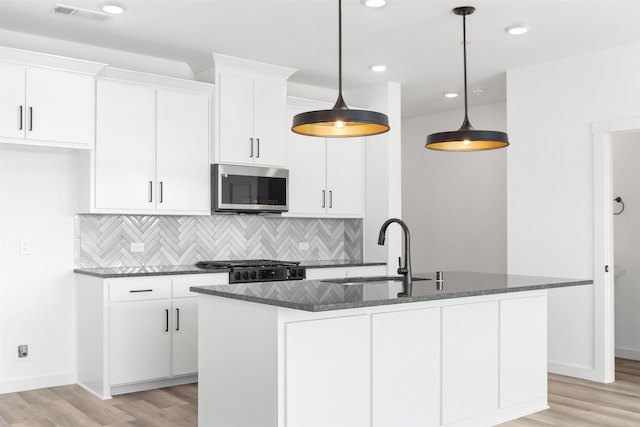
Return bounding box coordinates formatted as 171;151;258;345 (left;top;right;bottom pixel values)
212;164;289;213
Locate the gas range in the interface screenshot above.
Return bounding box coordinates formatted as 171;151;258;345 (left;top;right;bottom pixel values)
195;259;306;284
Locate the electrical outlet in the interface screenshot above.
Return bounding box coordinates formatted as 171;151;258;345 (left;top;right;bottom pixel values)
130;242;145;253
298;242;309;251
19;240;30;255
18;345;28;358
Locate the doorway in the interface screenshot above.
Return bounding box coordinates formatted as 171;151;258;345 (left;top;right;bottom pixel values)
612;132;640;362
593;116;640;383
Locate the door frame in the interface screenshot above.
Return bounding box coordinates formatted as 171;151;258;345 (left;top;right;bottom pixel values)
592;116;640;383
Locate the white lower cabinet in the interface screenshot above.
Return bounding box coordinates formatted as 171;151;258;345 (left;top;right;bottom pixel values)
198;290;549;427
110;299;172;385
442;301;500;424
172;297;198;376
372;308;441;427
286;316;371;427
77;272;227;398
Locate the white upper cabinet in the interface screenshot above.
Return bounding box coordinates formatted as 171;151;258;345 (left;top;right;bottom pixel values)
0;48;103;149
79;70;212;215
211;54;295;167
156;89;210;212
95;80;156;211
286;104;364;218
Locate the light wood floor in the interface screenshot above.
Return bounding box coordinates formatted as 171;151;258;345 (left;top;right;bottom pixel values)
1;359;638;426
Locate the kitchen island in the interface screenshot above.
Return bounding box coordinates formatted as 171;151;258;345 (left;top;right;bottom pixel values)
191;272;591;427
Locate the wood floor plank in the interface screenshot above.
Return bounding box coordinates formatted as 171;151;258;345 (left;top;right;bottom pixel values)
0;359;638;426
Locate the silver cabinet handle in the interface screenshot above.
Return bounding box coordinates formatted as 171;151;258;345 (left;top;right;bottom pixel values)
322;190;326;208
250;138;254;157
159;181;163;203
28;107;33;131
165;309;169;332
176;308;180;331
148;181;153;203
256;138;260;158
329;190;333;208
19;106;23;130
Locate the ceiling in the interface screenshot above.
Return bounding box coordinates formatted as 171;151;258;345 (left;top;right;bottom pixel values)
1;0;639;118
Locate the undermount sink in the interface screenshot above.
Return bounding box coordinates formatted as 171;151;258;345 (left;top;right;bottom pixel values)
321;276;431;285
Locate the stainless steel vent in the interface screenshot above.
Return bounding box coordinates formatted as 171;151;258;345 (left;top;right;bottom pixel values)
53;4;114;22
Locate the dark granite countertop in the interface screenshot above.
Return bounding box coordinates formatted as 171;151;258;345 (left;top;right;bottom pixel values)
74;260;384;278
73;265;230;278
190;271;593;312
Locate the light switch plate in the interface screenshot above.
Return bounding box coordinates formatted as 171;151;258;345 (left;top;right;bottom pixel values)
130;242;145;253
298;242;309;251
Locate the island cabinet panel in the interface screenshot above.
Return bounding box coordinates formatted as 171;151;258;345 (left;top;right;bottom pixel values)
499;295;547;408
442;301;499;425
371;308;441;427
285;315;370;427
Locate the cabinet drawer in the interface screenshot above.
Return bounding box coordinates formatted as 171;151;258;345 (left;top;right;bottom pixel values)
173;273;229;298
109;277;171;302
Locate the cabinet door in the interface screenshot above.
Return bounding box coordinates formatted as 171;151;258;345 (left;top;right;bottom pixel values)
25;67;93;145
286;107;327;216
286;315;370;427
172;297;198;376
326;138;363;216
252;78;286;167
0;63;26;139
109;300;171;385
156;89;210;213
500;296;547;407
218;73;254;164
95;80;156;210
442;301;499;424
372;308;441;427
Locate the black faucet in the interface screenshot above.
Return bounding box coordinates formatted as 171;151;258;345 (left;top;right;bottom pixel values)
378;218;412;297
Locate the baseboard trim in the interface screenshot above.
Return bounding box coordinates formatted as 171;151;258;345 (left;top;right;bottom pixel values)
615;347;640;361
0;371;76;394
111;374;198;396
547;361;599;381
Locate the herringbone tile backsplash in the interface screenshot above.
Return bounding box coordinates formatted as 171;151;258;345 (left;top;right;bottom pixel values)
75;215;363;268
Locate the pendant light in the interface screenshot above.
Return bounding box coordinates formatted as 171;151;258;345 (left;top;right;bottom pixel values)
426;6;509;151
291;0;390;138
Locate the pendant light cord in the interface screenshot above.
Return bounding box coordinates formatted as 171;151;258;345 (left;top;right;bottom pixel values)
462;12;469;125
338;0;342;96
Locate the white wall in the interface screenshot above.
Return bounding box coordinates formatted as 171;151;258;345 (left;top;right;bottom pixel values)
612;132;640;361
402;103;507;274
507;41;640;379
0;145;78;393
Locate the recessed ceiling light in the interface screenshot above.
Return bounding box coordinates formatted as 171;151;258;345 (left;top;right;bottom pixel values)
361;0;386;8
101;3;125;14
370;64;387;72
444;92;458;98
505;24;529;35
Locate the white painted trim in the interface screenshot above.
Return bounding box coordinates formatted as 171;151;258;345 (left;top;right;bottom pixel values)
592;116;640;383
0;371;76;394
547;361;601;382
615;347;640;361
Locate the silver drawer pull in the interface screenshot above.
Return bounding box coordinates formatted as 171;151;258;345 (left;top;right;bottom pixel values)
129;289;153;293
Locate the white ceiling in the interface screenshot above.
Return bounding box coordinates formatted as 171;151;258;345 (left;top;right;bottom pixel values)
1;0;639;118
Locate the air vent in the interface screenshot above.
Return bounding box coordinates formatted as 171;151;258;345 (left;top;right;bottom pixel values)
53;4;114;22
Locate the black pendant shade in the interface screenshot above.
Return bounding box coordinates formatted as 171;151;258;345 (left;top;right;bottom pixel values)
292;0;390;138
426;6;509;151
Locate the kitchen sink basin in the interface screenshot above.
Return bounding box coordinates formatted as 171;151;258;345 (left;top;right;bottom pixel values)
321;276;430;285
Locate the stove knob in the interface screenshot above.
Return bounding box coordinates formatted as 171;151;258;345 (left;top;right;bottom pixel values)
298;269;305;278
234;272;242;281
243;271;249;280
251;271;257;279
291;269;297;277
